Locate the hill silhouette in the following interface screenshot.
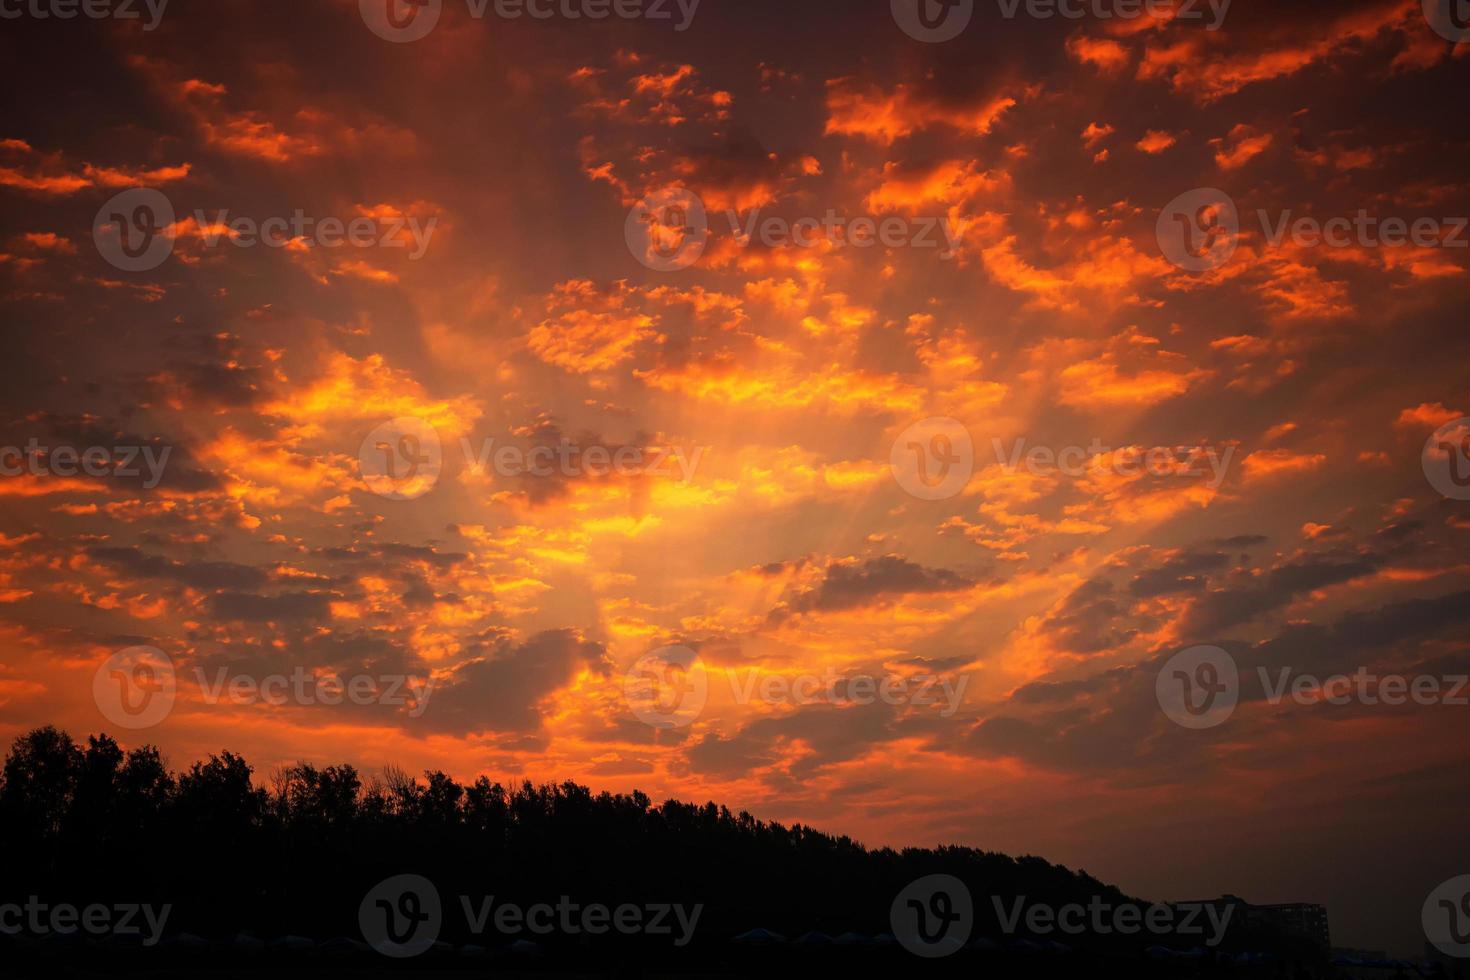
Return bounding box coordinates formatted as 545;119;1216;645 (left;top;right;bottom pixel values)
0;726;1356;977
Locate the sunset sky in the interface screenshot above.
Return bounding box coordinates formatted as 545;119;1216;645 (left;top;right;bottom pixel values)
1;0;1468;956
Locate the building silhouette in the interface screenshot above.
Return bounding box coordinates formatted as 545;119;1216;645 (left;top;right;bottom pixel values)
1181;894;1330;951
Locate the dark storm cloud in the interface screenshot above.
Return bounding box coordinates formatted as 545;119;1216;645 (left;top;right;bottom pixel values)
7;413;219;494
86;545;268;590
1180;552;1384;636
296;627;418;673
1248;588;1470;680
769;555;973;621
684;732;777;778
1210;535;1269;548
147;331;270;410
1127;550;1229;598
683;700;899;781
415;628;611;735
965;587;1470;778
751;557;805;577
1036;578;1139;654
207;591;335;622
371;542;469;568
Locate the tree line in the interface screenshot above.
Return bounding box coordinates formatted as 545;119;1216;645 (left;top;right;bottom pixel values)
0;724;1169;950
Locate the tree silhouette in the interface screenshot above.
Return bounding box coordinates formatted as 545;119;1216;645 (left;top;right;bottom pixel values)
0;725;1336;977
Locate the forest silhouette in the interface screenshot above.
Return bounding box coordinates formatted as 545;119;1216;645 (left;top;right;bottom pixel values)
0;726;1351;976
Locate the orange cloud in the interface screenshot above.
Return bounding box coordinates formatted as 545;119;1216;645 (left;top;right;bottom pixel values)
1212;124;1273;170
1135;130;1177;154
825;80;1016;145
1242;449;1328;480
1396;402;1463;429
1067;36;1131;74
1137;0;1426;103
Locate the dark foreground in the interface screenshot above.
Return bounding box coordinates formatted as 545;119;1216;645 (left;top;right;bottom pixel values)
3;936;1458;980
